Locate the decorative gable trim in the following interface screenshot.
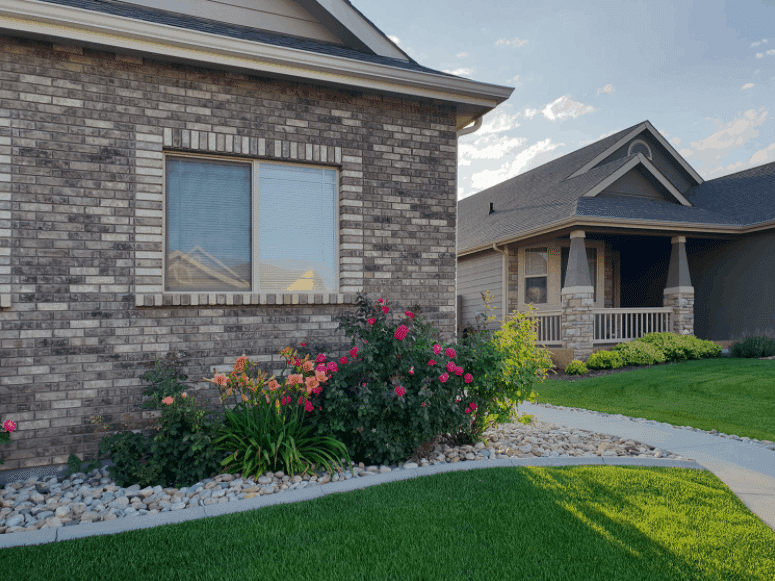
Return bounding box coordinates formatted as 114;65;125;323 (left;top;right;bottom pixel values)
582;154;693;207
568;121;703;185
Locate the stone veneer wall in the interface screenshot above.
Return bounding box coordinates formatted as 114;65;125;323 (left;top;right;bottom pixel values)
0;36;458;472
663;289;695;335
560;287;595;360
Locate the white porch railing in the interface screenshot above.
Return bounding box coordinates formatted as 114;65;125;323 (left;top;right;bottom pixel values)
532;310;563;346
592;307;673;343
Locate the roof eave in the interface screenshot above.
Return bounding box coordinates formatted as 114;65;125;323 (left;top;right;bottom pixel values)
0;0;513;127
457;217;752;257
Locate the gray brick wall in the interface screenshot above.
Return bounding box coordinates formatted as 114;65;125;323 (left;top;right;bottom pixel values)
0;35;458;472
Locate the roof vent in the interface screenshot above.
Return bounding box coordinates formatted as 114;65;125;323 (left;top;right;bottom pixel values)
628;139;652;160
489;202;494;215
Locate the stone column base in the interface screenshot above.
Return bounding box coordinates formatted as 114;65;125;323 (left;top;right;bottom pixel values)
663;286;695;335
561;286;595;361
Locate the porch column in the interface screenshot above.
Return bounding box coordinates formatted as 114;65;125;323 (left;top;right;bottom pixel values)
663;235;694;335
561;230;595;361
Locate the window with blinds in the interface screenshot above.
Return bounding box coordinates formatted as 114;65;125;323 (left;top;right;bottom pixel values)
165;156;337;294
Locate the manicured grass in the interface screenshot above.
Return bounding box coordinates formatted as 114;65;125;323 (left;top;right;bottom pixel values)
4;466;775;581
536;358;775;443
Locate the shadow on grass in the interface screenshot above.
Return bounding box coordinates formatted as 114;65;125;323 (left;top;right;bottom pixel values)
5;466;775;581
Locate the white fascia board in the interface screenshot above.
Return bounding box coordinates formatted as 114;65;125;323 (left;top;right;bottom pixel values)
0;0;512;109
568;121;703;185
310;0;408;60
582;154;692;206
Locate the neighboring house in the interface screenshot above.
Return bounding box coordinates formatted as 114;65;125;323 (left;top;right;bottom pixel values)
0;0;512;473
457;121;775;362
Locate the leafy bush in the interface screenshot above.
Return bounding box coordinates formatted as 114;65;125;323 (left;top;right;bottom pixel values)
731;335;775;358
312;294;475;466
139;350;190;409
612;341;666;366
638;332;721;362
204;350;350;479
564;360;589;375
97;392;224;488
586;350;625;369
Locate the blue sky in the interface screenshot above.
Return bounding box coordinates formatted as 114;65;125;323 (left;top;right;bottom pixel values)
352;0;775;199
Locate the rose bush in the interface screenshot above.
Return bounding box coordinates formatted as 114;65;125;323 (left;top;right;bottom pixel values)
308;294;476;466
1;419;16;465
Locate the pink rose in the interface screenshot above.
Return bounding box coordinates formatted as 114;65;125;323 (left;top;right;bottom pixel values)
316;353;326;363
470;402;477;411
378;298;384;304
408;366;414;375
349;347;358;358
300;342;307;347
368;318;376;325
433;344;442;355
454;366;464;376
339;356;348;365
395;386;406;397
404;311;415;319
428;359;436;366
326;361;338;372
421;402;426;407
382;306;390;315
439;373;449;383
446;361;456;373
465;407;471;414
304;400;314;412
315;365;326;373
394;325;409;341
161;396;174;405
464;373;473;384
445;348;456;358
3;420;16;433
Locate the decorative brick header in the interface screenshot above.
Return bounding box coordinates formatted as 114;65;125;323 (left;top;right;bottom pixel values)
133;127;364;307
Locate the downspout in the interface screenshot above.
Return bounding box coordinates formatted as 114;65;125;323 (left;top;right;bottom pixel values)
492;242;508;326
457;117;482;137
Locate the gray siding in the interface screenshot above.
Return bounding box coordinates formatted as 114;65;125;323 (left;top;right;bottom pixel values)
457;251;503;332
596;133;693;194
689;231;775;341
598;166;673;202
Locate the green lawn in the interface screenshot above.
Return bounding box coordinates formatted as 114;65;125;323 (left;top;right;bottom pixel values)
4;465;775;581
535;358;775;443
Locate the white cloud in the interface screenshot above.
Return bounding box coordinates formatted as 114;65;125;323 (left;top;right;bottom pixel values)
496;38;528;48
524;107;539;119
460;136;527;165
685;109;768;168
597;84;615;95
755;49;775;58
443;68;474;78
751;39;768;47
540;95;595;122
742;83;755;90
475;109;522;135
512;75;521;85
749;141;775;165
670;137;682;146
387;35;401;46
457;52;469;58
470;139;563;191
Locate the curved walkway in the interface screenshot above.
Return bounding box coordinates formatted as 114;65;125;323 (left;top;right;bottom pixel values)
2;404;774;549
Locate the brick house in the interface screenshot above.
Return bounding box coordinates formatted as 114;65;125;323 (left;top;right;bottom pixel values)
457;121;775;364
0;0;512;475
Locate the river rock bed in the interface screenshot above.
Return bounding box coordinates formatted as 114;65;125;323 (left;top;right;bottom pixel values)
0;416;698;535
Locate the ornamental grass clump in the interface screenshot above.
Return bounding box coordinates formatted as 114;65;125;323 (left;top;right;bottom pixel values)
203;349;351;480
315;294;477;466
731;335;775;358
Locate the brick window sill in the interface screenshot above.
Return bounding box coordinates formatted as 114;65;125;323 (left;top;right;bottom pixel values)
134;293;358;307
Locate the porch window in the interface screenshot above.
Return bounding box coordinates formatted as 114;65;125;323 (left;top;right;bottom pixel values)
165;155;337;293
524;248;548;304
561;247;597;301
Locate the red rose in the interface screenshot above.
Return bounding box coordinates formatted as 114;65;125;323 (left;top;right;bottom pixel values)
368;318;376;325
395;385;406;397
394;325;409;341
445;348;456;358
382;306;390;315
404;311;415;319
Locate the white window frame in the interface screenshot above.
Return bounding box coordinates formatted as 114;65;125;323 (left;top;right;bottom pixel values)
163;152;340;295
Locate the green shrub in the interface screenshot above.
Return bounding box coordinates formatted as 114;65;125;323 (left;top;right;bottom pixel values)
731;335;775;358
638;332;721;362
585;350;625;369
564;360;589;375
612;341;666;366
139;350;190;409
97;393;225;488
313;294;474;466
